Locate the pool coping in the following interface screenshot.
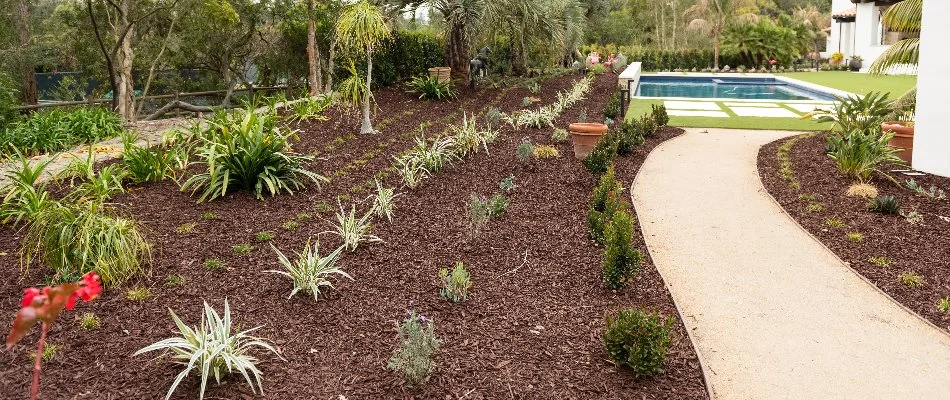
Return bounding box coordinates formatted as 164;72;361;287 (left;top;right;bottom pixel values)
632;72;854;104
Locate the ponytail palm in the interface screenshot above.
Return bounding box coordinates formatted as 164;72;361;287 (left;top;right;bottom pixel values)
336;1;390;134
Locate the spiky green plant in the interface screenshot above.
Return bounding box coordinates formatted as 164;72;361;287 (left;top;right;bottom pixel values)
180;110;326;202
408;76;456;100
372;180;398;222
323;204;382;252
134;300;283;400
0;154;54;226
267;240;350;301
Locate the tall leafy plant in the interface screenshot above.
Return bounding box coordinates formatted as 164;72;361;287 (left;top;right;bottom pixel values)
336;0;391;134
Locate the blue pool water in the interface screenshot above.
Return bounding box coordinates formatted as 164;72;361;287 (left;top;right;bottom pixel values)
635;76;836;101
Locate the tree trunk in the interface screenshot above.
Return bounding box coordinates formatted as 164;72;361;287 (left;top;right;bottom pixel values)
324;38;336;93
713;33;721;69
86;0;119;111
15;0;37;105
306;0;320;96
446;22;470;78
115;0;136;122
360;45;374;134
137;14;177;115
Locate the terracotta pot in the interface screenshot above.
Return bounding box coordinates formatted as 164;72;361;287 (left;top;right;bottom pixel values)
569;123;609;159
428;67;451;84
882;121;915;164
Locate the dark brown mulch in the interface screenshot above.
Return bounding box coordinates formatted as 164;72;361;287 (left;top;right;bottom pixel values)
759;133;950;331
0;73;708;399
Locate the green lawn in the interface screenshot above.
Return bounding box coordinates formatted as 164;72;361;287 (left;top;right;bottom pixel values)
626;99;833;131
777;71;916;97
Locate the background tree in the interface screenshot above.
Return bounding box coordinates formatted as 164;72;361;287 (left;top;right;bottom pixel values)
336;0;391;134
684;0;757;69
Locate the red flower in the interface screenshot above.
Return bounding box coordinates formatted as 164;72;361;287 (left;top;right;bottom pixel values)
76;273;102;302
21;288;41;308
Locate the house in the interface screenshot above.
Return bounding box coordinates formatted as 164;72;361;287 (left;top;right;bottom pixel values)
826;0;917;73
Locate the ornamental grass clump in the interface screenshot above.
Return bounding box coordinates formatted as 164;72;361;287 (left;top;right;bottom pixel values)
0;155;54;226
324;204;382;252
602;308;673;379
450;114;497;157
180;110;327;202
121;132;185;184
388;309;440;386
267;239;350;301
603;209;643;291
135;300;283;400
22;201;151;286
826;130;903;182
439;261;472;303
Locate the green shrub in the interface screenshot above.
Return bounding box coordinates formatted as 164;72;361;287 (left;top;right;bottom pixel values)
485;107;504;130
582;134;618;174
616;120;645;155
603;209;643;290
807;92;892;134
22;201;151;286
439;261;472;303
180;110;327;202
408;76;456;100
587;167;628;244
0;107;123;157
551;128;569;143
388;310;440;386
603;308;673;378
516;138;535;164
827;131;903;181
639;114;658;138
603;89;621;120
0;72;18;131
288;94;332;122
135;300;282;400
868;195;900;215
499;174;516;192
651;104;669;127
0;155;55;226
122;133;183;184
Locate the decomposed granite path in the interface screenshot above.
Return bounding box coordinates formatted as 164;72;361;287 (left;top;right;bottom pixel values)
632;128;950;400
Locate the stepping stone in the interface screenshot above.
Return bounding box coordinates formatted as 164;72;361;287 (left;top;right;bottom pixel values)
786;103;831;113
724;102;780;108
729;107;800;118
667;109;730;118
665;101;722;111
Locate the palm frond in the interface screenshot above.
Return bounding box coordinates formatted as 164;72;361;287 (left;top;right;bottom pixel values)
881;0;922;33
868;38;919;74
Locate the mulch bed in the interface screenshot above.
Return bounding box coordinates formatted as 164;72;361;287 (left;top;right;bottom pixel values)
759;133;950;331
0;73;708;399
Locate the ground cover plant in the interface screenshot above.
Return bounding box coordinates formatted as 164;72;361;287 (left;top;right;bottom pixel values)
0;73;707;398
0;107;123;158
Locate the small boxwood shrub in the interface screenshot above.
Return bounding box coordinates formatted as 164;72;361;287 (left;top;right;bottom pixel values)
603;308;673;378
588;166;628;244
651;104;669;127
640;114;658;138
603;89;621;120
603;209;643;290
616;120;645;155
582;133;618;174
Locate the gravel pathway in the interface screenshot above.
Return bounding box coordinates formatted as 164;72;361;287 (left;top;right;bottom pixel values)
632;128;950;399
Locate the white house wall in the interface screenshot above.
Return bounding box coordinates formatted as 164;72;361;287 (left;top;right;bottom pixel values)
912;0;949;177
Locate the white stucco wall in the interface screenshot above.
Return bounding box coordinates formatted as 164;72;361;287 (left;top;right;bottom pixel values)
827;0;855;56
912;0;949;177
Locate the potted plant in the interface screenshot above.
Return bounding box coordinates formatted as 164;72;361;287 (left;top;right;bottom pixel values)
849;55;863;71
569;123;609;159
883;112;915;163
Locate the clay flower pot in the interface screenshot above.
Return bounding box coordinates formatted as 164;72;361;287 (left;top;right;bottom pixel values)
882;121;915;164
569;123;609;159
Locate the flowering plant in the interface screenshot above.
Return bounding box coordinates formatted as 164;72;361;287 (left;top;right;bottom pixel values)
769;59;777;65
6;273;101;400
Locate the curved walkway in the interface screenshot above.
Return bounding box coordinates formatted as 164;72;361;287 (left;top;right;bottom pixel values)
632;128;950;399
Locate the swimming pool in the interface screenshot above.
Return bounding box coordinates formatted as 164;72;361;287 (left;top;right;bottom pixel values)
635;76;838;101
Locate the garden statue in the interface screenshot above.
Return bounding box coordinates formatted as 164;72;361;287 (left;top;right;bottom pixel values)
469;46;492;87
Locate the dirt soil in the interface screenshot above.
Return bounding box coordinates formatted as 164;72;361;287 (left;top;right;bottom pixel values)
0;73;708;399
759;133;950;331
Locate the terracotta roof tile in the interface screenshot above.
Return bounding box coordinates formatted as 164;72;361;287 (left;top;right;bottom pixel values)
833;6;857;19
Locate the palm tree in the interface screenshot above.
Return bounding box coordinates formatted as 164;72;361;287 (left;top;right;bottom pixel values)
336;0;391;134
869;0;920;74
433;0;486;77
684;0;756;69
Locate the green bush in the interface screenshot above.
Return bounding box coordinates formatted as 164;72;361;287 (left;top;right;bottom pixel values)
616;120;645;155
651;104;669;127
22;200;151;286
582;133;618;174
388;310;440;386
603;89;621;120
603;209;643;290
407;75;455;100
588;166;627;244
0;72;18;131
827;131;903;181
122;133;185;184
0;106;123;157
603;308;674;378
334;30;444;89
180;109;327;202
639;114;658;138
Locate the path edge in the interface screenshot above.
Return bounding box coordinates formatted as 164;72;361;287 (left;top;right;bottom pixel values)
628;130;717;400
757;132;950;339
